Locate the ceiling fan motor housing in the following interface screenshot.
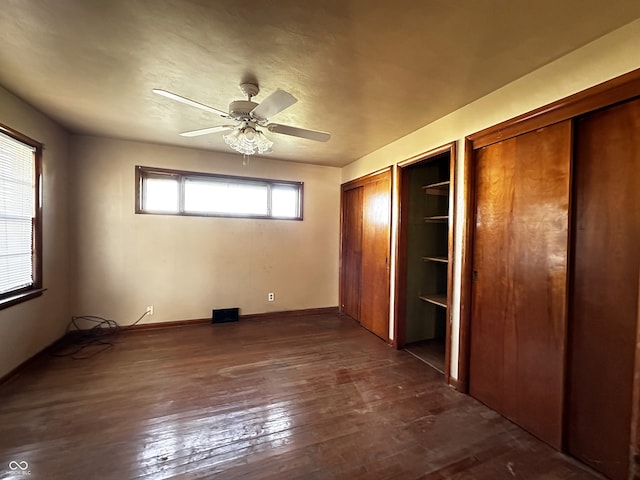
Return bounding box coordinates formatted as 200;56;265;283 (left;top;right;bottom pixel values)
228;100;258;120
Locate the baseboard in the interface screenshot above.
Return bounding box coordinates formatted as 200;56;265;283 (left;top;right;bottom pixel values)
240;306;339;321
0;333;66;387
122;317;211;332
88;306;340;332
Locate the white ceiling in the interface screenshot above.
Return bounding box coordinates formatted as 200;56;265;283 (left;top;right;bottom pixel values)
1;1;639;167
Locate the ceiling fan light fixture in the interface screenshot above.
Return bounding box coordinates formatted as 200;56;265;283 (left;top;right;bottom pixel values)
243;127;256;141
223;126;273;156
254;130;274;154
155;82;329;158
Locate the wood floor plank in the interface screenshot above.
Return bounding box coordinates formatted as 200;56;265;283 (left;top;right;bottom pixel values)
0;314;603;480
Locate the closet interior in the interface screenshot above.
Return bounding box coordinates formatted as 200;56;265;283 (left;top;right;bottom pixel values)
396;147;454;377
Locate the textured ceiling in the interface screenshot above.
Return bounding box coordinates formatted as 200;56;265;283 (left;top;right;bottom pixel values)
1;0;639;167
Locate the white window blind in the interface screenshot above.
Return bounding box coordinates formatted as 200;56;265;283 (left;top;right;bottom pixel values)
0;131;36;296
184;178;269;215
272;185;300;218
144;176;179;213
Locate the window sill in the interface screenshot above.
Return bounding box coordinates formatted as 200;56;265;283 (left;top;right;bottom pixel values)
0;288;46;311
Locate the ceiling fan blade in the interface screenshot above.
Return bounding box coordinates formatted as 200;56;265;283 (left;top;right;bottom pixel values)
267;123;331;142
180;125;235;137
153;89;229;117
251;89;297;121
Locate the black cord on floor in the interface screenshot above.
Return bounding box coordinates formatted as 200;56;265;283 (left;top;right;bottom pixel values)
50;311;150;360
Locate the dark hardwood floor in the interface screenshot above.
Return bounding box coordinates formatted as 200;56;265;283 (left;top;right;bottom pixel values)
0;314;602;480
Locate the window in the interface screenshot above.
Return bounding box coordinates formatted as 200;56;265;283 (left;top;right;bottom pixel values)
0;124;43;309
136;166;303;220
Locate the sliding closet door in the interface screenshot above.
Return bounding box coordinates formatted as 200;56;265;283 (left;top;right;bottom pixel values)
567;98;640;480
340;187;363;320
359;173;392;340
340;169;392;341
469;121;572;448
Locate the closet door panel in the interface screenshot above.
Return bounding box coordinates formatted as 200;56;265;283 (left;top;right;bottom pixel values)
340;187;363;320
469;140;515;414
470;121;572;448
510;123;572;448
360;174;392;341
567;98;640;480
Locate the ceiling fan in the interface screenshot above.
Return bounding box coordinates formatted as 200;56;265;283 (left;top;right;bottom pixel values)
153;83;331;156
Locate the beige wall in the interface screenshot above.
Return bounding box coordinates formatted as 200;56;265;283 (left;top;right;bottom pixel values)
0;87;71;378
69;136;340;325
340;18;640;380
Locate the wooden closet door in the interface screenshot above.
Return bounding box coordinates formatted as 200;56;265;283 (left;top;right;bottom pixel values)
360;173;391;341
340;187;363;320
567;98;640;480
469;121;572;448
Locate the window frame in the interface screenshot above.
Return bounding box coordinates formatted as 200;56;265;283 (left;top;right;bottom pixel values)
0;123;44;311
135;166;304;221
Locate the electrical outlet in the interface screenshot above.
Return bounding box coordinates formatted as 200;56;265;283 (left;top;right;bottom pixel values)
268;292;275;302
146;305;154;315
